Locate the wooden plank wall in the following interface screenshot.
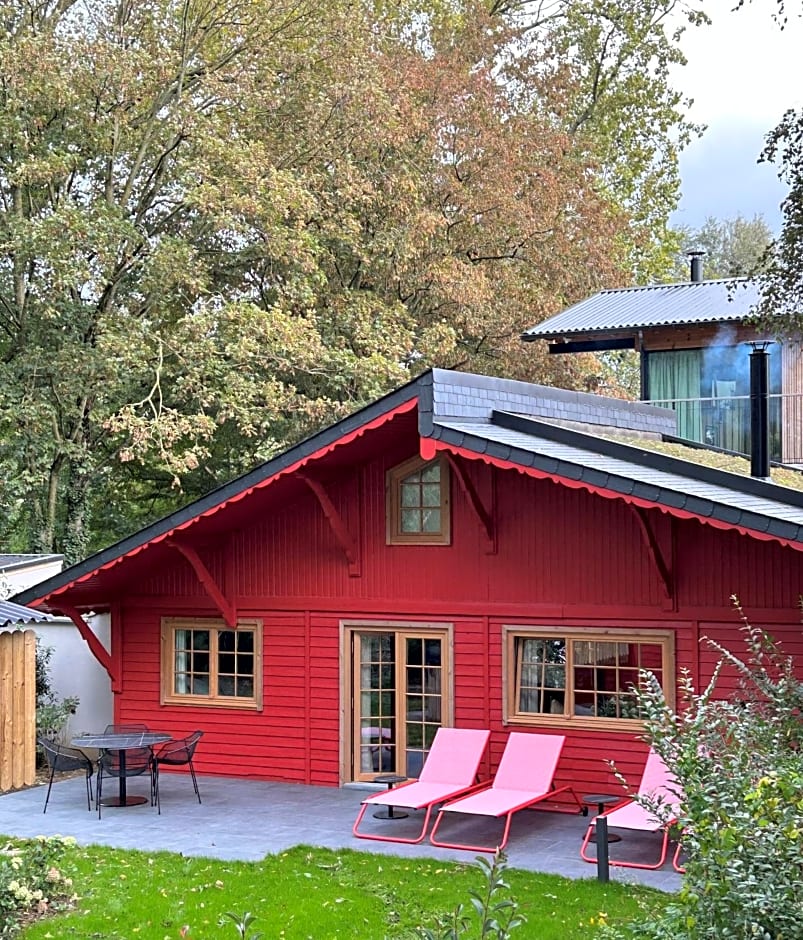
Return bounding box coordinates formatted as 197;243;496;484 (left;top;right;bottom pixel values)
0;630;37;791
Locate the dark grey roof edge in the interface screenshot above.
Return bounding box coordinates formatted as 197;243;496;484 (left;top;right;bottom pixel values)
429;423;803;543
490;411;803;511
14;374;428;608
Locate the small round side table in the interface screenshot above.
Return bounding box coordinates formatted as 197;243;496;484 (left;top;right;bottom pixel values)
582;793;623;843
373;773;409;819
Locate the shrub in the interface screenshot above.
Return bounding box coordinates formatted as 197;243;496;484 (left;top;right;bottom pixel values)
0;836;77;936
611;600;803;939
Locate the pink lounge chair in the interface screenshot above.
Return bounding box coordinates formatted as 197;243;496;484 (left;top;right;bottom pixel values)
429;732;582;853
580;748;682;870
352;727;490;844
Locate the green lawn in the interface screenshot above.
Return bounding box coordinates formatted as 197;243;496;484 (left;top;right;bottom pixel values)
16;842;665;939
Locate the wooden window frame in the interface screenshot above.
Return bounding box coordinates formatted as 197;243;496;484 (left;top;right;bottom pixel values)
386;455;451;545
503;626;674;732
161;617;263;710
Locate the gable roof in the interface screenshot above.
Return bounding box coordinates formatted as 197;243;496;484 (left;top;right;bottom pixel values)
14;368;803;613
521;278;762;342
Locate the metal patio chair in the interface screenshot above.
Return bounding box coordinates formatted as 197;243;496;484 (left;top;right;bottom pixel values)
38;736;95;813
580;748;683;870
151;730;204;814
97;723;153;818
353;727;491;845
429;732;583;852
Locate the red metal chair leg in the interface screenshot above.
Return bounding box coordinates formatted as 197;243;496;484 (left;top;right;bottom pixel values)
352;801;435;844
581;821;672;870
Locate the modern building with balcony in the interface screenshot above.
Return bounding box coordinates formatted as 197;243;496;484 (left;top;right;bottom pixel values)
522;268;803;466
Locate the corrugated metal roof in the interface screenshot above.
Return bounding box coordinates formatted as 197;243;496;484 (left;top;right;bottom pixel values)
521;279;762;341
0;599;54;628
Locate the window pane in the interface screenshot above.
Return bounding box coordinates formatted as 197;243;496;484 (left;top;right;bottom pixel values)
424;639;441;666
407;638;422;666
421;484;441;507
219;631;236;652
236;677;254;698
192;675;210;695
192;652;209;674
237;631;254;653
176;630;190;651
421;508;441;532
219;653;236;674
192;631;210;651
401;509;420;532
401;483;420;508
218;675;235;696
421;463;440;483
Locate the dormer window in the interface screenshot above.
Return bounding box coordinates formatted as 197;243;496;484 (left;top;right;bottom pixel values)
386;456;450;545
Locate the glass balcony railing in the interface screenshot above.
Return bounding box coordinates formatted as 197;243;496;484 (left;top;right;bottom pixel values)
648;394;803;466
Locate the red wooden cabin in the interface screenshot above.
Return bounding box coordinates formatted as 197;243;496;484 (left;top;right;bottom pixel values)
18;369;803;793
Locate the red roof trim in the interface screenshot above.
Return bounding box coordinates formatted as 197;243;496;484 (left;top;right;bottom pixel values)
46;397;419;602
430;440;803;554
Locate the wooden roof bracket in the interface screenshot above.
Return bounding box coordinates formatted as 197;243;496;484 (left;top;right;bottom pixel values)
631;506;674;609
299;474;361;577
58;602;121;693
167;539;238;626
444;453;496;553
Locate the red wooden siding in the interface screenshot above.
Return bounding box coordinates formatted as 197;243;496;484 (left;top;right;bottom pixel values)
111;417;803;791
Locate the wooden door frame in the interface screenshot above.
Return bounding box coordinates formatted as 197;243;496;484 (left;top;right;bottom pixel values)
339;619;454;784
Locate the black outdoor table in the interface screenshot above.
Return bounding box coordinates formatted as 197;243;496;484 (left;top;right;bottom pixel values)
72;731;171;807
582;793;623;843
372;773;409;819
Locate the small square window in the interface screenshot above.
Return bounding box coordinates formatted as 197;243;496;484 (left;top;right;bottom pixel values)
161;618;262;709
386;456;450;545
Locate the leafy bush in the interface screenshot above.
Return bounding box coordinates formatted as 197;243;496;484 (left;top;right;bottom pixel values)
0;836;77;936
611;600;803;939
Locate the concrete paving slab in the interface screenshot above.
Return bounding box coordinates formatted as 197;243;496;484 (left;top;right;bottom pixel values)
0;774;682;892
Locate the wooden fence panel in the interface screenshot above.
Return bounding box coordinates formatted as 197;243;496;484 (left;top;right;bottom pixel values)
0;630;37;791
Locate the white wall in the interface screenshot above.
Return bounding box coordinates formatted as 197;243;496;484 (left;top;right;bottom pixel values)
2;558;112;736
33;613;113;737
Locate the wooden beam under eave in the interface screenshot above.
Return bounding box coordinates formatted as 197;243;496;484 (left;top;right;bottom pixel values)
299;474;361;577
58;603;121;693
444;453;496;553
631;506;674;607
167;540;238;627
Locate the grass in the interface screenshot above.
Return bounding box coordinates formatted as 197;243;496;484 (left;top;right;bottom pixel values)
12;841;665;939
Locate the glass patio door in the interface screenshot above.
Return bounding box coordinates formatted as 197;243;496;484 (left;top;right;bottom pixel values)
349;629;448;782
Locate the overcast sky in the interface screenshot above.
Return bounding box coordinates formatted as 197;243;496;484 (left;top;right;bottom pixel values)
670;0;803;233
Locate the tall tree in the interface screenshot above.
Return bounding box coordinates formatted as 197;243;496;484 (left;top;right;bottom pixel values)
670;214;774;281
737;0;803;336
0;0;705;558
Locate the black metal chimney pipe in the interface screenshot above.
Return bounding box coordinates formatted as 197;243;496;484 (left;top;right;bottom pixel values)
688;250;705;283
749;344;770;479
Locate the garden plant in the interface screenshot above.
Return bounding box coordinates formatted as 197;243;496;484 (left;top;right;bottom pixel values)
610;600;803;939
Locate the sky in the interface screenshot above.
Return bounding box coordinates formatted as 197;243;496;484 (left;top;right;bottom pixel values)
670;0;803;233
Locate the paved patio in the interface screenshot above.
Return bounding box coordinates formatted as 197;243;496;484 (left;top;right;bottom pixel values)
0;773;682;892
